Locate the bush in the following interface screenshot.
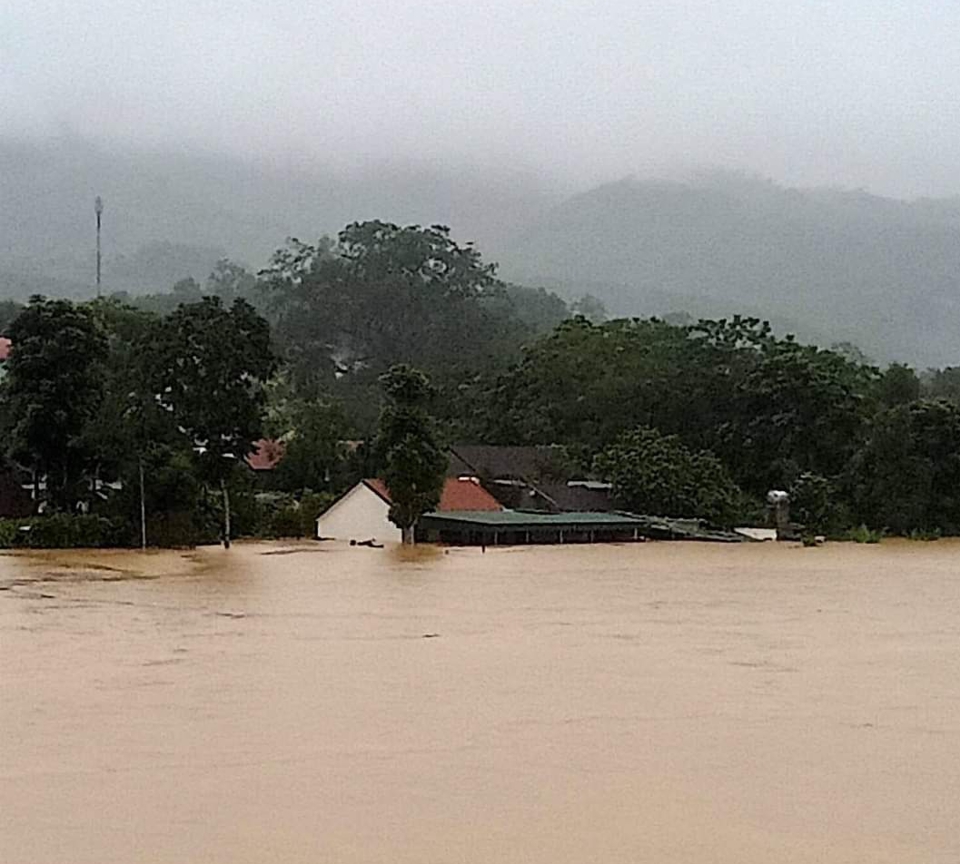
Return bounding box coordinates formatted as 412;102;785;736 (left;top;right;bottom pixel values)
252;490;336;539
297;491;335;537
269;504;303;538
908;527;942;541
847;524;883;544
0;520;19;548
0;514;126;549
146;510;209;548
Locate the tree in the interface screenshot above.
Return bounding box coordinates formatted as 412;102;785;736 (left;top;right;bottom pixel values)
0;299;23;335
595;426;741;525
376;365;447;544
923;366;960;404
4;297;108;509
789;472;842;535
172;277;203;301
85;299;168;547
259;222;548;403
272;399;351;495
876;362;921;408
848;399;960;535
206;259;257;305
726;339;876;494
155;297;276;547
570;294;608;322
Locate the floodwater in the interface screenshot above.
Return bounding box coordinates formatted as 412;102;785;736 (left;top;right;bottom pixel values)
2;540;959;863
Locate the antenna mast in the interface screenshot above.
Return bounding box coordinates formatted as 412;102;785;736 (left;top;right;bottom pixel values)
94;196;104;297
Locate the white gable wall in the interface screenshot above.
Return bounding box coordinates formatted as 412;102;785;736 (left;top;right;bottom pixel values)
316;483;401;543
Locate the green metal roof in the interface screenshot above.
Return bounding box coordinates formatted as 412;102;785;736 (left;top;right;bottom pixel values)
420;509;745;542
421;510;645;527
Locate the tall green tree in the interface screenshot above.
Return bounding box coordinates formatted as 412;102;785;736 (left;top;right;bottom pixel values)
876;363;921;408
376;365;447;544
479;315;876;497
595;426;741;525
155;297;276;547
86;299;178;547
848;399;960;535
4;297;108;509
788;472;843;535
260;222;551;403
725;338;876;494
272;399;351;495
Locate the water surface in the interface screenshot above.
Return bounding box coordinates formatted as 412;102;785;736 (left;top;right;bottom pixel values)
2;540;959;863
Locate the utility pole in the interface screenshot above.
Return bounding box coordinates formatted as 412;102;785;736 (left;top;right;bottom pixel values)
94;196;104;297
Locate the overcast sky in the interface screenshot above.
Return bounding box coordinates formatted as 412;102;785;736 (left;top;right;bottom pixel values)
3;0;959;196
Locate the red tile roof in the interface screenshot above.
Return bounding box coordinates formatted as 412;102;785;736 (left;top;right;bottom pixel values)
364;478;392;503
363;477;503;512
438;477;504;512
247;438;285;471
0;337;11;362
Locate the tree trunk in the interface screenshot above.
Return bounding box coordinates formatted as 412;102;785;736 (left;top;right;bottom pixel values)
138;454;147;550
221;478;231;549
402;523;415;545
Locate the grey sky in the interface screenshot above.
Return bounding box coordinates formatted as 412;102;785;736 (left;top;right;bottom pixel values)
3;0;959;196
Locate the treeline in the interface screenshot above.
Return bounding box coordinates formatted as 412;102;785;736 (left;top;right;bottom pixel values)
474;316;960;536
2;219;960;544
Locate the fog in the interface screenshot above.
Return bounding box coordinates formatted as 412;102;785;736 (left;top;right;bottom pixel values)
4;0;960;197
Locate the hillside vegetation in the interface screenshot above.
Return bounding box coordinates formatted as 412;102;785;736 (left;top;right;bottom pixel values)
3;141;960;365
498;171;960;367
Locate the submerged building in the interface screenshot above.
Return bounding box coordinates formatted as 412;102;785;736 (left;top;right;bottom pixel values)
417;510;743;545
316;477;502;544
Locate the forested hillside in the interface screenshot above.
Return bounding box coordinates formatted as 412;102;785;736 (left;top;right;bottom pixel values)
499;172;960;366
3;141;960;365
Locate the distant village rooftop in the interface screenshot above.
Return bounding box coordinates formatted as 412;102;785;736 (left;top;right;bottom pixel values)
247;438;285;471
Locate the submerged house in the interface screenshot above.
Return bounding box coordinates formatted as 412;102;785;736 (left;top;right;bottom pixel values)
316;477;503;543
316;446;746;547
417;510;649;545
417;511;743;545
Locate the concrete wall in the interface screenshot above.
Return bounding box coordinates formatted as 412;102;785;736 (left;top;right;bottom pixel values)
316;483;401;543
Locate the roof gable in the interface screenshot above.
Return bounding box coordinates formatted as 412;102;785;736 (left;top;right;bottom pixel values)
362;478;393;504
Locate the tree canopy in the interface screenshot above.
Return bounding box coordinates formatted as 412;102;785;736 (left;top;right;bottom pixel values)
595;427;741;526
4;297;108;508
376;365;447;544
260;221;565;403
154;297;276;545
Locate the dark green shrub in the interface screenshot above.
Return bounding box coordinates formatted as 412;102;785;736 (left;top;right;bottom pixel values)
789;472;844;535
0;514;125;549
847;524;883;544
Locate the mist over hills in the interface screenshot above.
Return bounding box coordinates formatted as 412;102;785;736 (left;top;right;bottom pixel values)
2;139;959;367
497;171;960;367
0;138;561;295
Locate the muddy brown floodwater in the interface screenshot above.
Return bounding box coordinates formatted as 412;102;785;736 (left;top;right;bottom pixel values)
2;540;959;863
